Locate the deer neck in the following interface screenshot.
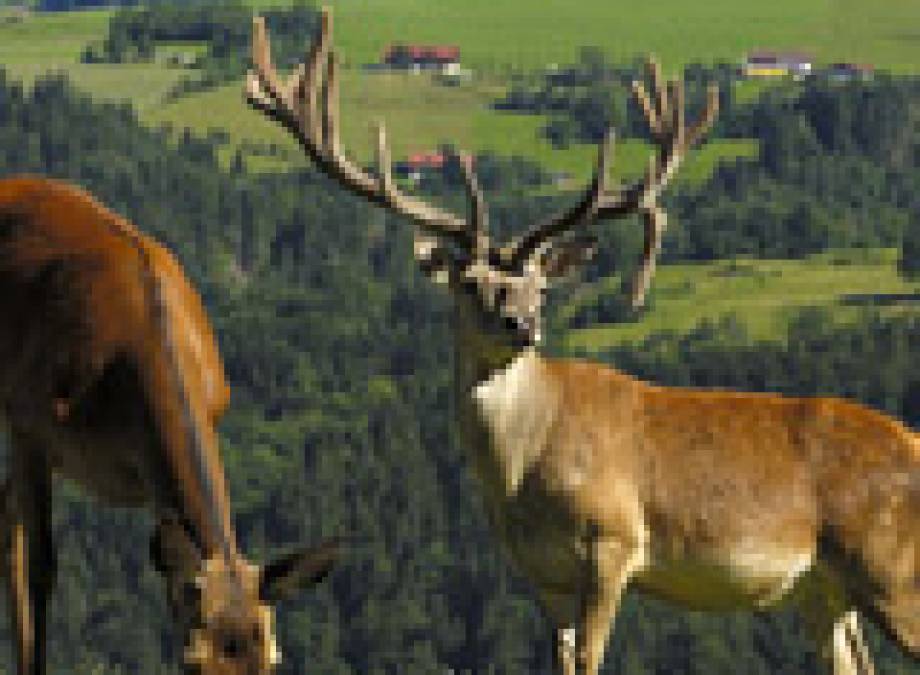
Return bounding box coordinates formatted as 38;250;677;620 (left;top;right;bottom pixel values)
451;302;558;497
131;242;238;564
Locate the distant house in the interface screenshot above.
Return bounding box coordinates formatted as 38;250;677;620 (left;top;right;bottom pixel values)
743;51;813;79
392;152;451;182
383;44;462;75
825;62;874;82
0;4;29;23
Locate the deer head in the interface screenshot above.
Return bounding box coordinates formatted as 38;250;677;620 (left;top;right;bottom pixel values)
151;518;338;674
245;7;717;361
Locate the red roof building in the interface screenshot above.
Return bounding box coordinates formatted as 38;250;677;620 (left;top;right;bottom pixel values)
383;44;461;69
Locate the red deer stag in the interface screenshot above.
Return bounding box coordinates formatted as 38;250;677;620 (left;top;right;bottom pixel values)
0;176;339;674
246;9;918;675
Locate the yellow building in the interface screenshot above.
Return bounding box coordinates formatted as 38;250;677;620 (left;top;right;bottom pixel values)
743;51;813;79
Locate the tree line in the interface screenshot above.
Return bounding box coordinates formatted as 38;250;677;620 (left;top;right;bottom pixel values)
80;0;320;99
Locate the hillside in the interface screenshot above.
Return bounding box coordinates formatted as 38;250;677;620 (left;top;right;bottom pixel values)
1;0;917;179
561;249;920;350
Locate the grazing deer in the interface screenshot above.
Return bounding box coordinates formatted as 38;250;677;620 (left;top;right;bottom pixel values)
0;176;339;674
246;9;918;674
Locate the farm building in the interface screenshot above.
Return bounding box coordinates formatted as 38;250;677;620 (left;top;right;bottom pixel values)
825;62;874;82
743;51;813;79
383;44;462;74
392;152;451;182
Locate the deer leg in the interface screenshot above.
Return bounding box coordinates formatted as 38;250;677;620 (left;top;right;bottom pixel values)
575;583;627;675
830;611;875;675
874;591;920;663
554;626;577;675
6;435;54;675
789;562;875;675
575;534;643;675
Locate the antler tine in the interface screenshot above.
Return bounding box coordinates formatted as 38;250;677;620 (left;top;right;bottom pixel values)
506;59;718;308
245;6;475;249
306;9;332;151
323;52;341;158
672;78;685;150
632;57;669;139
688;82;719;148
632;79;658;137
375;122;395;198
459;154;489;258
250;16;278;101
647;57;668;137
629;205;667;308
502;128;617;268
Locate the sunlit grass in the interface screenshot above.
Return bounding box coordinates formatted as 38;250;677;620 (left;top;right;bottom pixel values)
142;68;757;186
248;0;920;74
0;2;912;183
0;9;112;66
562;248;920;350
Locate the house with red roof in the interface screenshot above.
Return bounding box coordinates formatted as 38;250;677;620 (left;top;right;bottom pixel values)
393;152;450;182
383;44;462;74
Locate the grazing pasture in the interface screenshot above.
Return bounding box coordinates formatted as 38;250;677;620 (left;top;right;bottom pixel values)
0;1;915;180
562;248;920;350
250;0;920;74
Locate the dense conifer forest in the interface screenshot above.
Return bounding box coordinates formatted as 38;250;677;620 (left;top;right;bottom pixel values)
0;4;918;671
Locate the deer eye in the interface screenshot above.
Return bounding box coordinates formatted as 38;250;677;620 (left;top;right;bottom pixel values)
220;633;246;659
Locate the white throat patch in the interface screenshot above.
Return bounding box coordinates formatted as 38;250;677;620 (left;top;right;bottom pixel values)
471;349;556;494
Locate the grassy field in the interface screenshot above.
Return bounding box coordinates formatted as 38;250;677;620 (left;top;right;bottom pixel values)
249;0;920;75
0;9;104;65
144;70;758;182
0;1;914;183
0;8;758;182
561;248;920;350
6;2;919;76
0;10;190;114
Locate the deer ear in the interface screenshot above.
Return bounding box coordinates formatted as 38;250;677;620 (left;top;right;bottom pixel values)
259;540;339;602
414;231;453;285
538;235;597;281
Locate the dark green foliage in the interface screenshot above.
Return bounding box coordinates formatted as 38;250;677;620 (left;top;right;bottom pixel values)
0;67;917;673
495;52;733;147
673;76;920;263
80;0;320;100
38;0;138;10
39;0;224;10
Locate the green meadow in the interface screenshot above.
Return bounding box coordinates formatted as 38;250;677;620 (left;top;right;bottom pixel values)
561;248;920;350
0;10;187;112
249;0;920;75
143;70;758;182
1;0;917;180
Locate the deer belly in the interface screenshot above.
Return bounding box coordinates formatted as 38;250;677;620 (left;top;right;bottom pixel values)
634;546;814;611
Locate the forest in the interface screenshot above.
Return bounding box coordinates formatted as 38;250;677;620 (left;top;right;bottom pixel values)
0;1;919;672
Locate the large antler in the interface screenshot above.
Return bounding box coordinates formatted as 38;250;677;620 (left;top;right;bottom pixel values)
246;7;717;308
503;62;719;307
246;7;479;254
